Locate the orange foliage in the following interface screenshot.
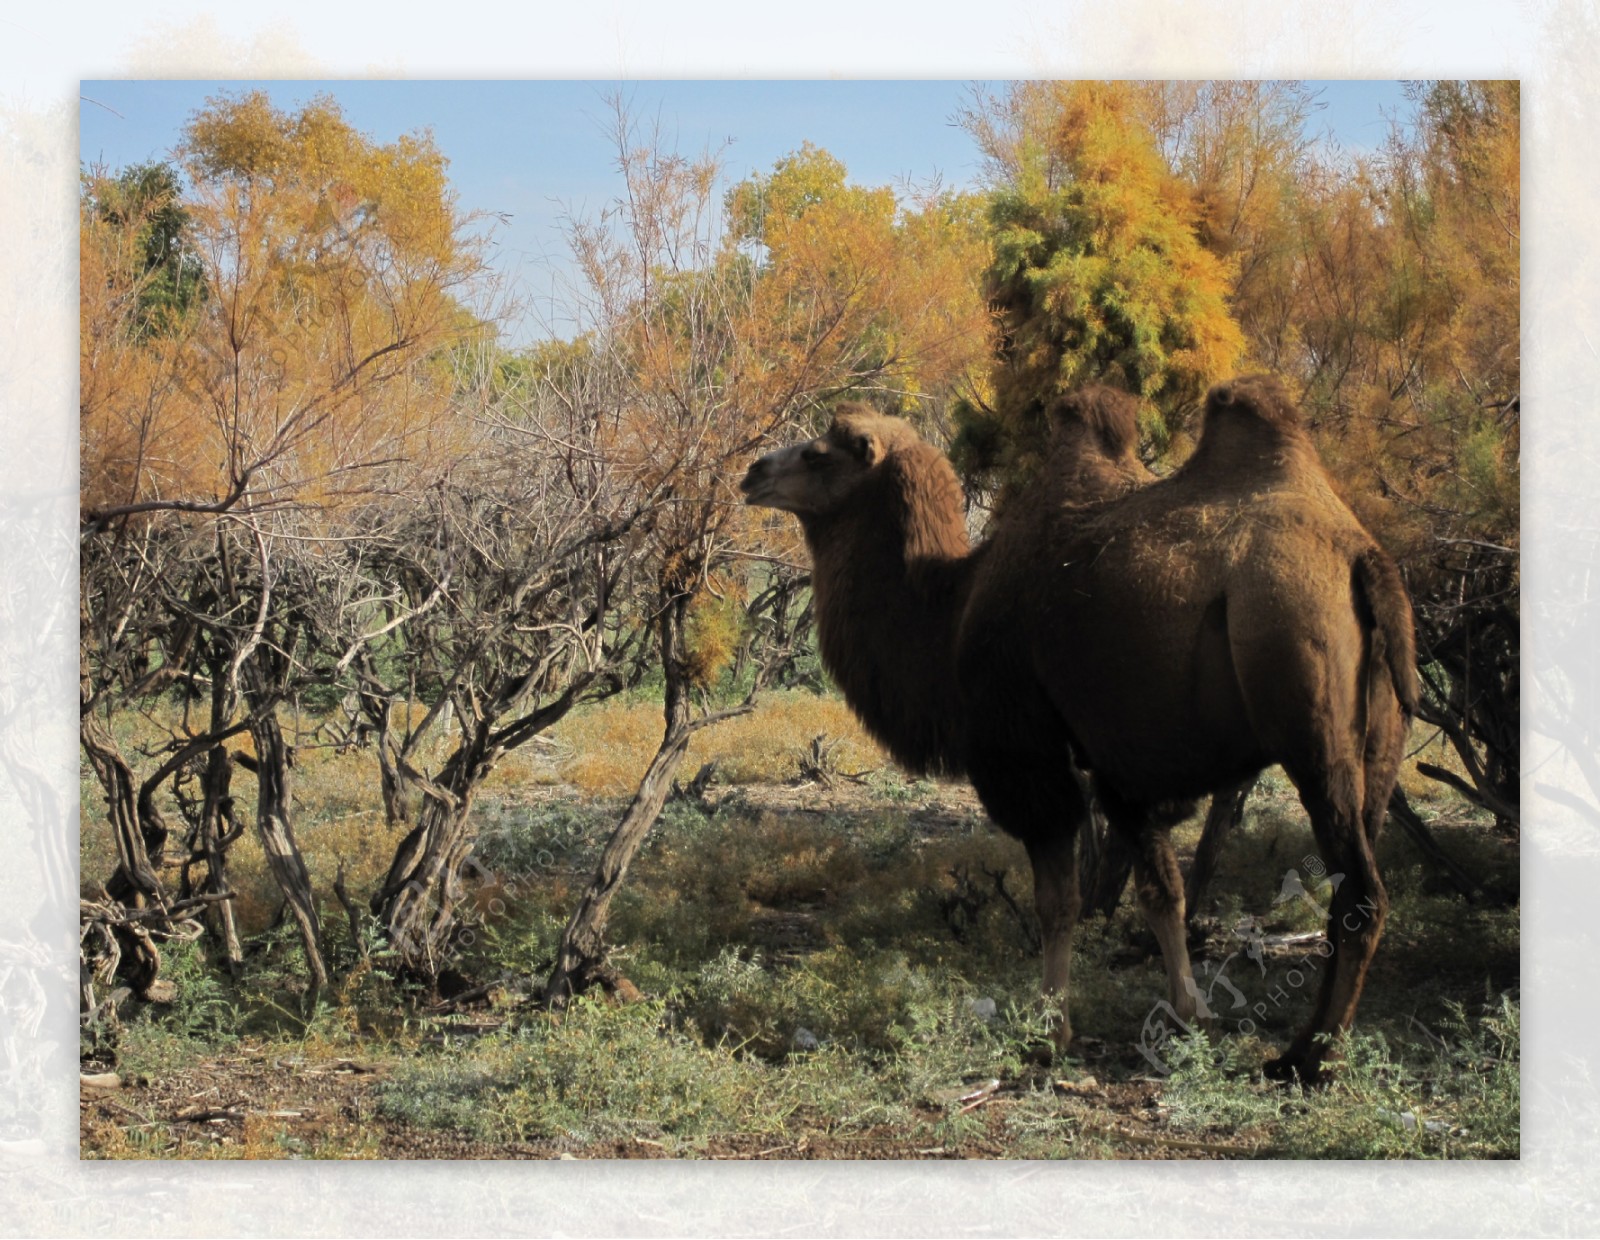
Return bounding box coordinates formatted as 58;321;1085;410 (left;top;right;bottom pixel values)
81;91;486;525
570;111;994;609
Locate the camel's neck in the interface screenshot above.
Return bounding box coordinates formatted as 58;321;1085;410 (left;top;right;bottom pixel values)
800;447;973;776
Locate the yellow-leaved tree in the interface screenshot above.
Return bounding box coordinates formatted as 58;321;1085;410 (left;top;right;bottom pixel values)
79;92;489;997
545;107;995;1001
953;80;1245;492
1150;79;1520;830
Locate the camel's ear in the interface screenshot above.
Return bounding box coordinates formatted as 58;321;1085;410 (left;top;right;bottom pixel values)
845;430;883;466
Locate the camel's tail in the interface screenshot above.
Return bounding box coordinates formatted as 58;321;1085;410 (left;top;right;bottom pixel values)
1354;547;1419;720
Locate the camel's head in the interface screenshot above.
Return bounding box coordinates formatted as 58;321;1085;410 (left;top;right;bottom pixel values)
1204;374;1301;431
1048;384;1141;459
740;407;917;517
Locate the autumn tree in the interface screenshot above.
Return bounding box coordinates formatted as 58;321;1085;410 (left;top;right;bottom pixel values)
953;80;1245;491
1131;81;1315;376
79;91;489;1001
1223;82;1521;830
726;141;993;433
1372;81;1519;829
544;104;993;1002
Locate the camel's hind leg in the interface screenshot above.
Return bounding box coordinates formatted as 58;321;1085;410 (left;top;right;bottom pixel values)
1110;817;1200;1026
1266;758;1389;1084
1268;685;1405;1079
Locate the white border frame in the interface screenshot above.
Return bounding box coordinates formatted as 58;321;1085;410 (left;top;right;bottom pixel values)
4;2;1591;1233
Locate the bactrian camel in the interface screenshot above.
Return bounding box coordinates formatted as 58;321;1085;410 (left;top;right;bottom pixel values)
741;375;1417;1082
1033;384;1258;921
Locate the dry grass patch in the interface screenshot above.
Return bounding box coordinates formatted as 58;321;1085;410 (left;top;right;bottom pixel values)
554;691;884;796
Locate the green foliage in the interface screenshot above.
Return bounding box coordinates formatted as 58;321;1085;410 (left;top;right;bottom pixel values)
954;81;1245;489
688;945;964;1060
726;141;853;242
864;768;938;804
83;161;206;338
382;1000;777;1146
86;766;1518;1160
107;941;243;1076
1153;993;1520;1158
471;798;609;877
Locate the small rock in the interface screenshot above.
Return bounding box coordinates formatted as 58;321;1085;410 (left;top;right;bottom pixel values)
1377;1108;1419;1131
79;1072;120;1090
140;980;177;1005
966;997;997;1022
792;1027;819;1051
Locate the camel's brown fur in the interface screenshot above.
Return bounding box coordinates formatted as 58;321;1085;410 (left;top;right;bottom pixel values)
1044;386;1260;925
742;375;1417;1082
1042;383;1154;501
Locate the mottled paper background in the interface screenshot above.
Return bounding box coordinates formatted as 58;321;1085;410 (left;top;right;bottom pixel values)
3;1;1589;1233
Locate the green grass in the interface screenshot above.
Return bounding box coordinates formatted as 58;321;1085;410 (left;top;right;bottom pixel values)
367;790;1518;1160
1154;993;1520;1158
82;699;1519;1160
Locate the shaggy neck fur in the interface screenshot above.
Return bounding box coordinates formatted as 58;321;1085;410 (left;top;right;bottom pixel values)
800;441;973;776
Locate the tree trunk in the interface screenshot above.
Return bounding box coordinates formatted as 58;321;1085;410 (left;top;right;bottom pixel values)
81;711;162;901
79;709;164;999
372;671;602;983
545;593;696;1004
245;708;328;997
176;660;245;969
373;762;484;980
196;744;245;969
376;738;413;827
544;713;694;1004
356;660;414;827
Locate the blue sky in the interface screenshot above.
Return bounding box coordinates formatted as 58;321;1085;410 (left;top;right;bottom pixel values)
80;79;1416;342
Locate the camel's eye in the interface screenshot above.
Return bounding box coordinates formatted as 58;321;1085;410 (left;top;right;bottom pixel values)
801;441;830;466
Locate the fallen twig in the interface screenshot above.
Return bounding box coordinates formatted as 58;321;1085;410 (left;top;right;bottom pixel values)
174;1106;244;1124
956;1078;1001;1114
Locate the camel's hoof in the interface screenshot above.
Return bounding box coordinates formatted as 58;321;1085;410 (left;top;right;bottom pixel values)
1263;1053;1326;1088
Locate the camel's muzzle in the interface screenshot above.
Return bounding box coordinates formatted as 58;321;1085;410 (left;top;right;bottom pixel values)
739;457;771;503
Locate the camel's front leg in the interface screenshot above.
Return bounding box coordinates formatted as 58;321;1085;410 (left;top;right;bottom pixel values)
1026;833;1081;1053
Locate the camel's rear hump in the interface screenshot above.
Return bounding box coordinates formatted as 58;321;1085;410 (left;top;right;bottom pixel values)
1180;374;1321;488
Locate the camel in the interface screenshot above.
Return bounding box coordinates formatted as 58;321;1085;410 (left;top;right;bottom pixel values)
1034;385;1257;922
741;375;1417;1082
